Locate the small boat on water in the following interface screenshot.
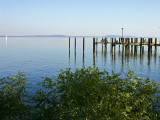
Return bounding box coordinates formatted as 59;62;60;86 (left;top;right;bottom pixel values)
6;34;8;46
6;34;7;40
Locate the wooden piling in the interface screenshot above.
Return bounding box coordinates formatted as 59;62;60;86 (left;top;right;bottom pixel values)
105;38;107;48
96;38;98;56
93;38;96;68
112;38;114;44
114;38;116;44
148;38;151;50
134;38;136;43
92;37;160;51
131;38;133;43
128;38;130;45
125;38;127;44
96;38;98;44
135;38;137;43
83;37;85;53
135;38;138;43
140;38;142;46
75;37;76;64
102;41;103;52
142;38;145;43
69;37;70;50
151;38;153;44
75;37;76;52
69;37;70;60
93;38;95;53
122;38;124;44
155;38;157;46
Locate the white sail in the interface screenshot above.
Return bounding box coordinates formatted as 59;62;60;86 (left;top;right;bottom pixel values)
6;34;8;47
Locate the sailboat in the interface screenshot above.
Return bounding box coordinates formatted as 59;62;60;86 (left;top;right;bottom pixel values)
6;34;8;47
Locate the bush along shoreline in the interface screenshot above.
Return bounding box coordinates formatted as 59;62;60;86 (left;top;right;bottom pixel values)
0;67;160;120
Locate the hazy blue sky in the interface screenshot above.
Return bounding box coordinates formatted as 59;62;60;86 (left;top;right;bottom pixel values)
0;0;160;37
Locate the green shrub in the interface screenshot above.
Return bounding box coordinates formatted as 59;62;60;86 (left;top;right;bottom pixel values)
0;72;31;120
35;67;160;120
0;67;159;120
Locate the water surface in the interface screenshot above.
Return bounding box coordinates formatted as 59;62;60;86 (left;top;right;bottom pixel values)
0;37;160;88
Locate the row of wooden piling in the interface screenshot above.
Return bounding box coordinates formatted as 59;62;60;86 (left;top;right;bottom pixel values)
69;37;159;56
69;37;85;53
96;37;158;45
93;37;159;53
69;37;157;67
69;37;86;65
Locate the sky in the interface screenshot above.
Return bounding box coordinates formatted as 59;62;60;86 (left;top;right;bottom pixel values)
0;0;160;37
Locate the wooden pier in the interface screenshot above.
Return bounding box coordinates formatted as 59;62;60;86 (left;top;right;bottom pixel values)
93;37;160;51
69;37;159;56
68;37;159;67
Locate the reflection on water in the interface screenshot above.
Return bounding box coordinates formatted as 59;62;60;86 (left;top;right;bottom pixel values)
71;42;159;72
0;37;160;85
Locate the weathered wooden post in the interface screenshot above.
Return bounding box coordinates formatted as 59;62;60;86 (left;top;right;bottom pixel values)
75;37;76;52
128;38;130;45
69;37;70;50
104;38;107;61
93;38;95;53
142;38;145;43
74;37;76;64
102;39;103;52
150;38;152;46
125;38;127;44
96;38;98;43
83;37;85;62
148;38;152;62
122;38;124;44
155;38;157;46
112;38;114;46
155;45;157;62
148;38;151;51
69;37;70;60
134;38;136;44
96;38;98;56
140;38;142;46
136;38;138;43
93;38;96;68
105;38;107;48
83;37;85;53
131;38;133;43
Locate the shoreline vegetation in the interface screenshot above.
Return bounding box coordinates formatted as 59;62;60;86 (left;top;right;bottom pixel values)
0;67;160;120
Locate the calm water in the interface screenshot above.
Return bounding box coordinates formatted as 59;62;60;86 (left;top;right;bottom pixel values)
0;37;160;88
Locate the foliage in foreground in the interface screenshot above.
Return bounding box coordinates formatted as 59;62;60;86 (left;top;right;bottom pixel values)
0;72;31;120
0;67;160;120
